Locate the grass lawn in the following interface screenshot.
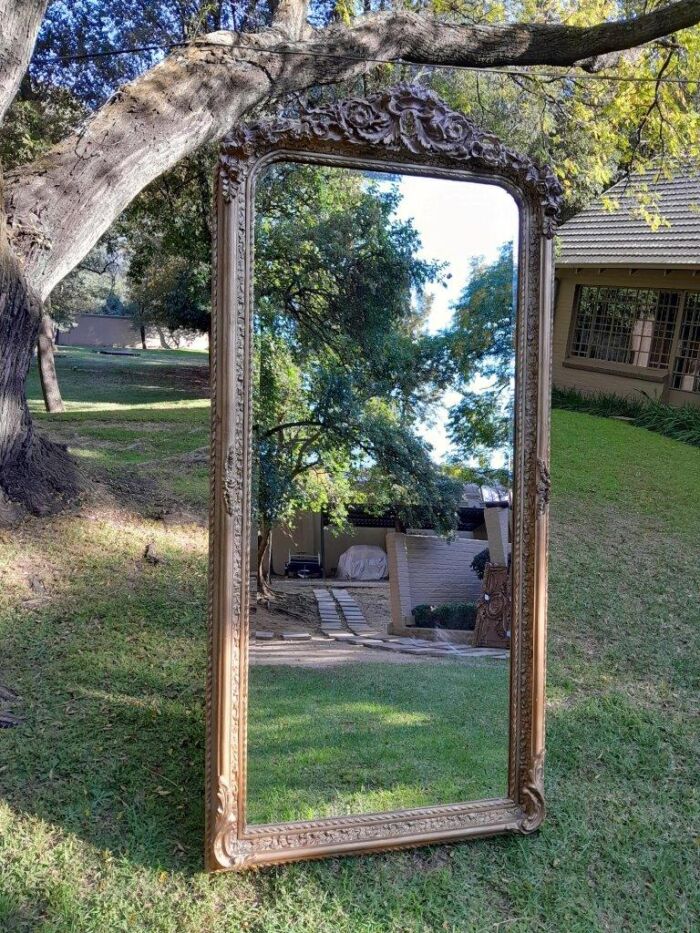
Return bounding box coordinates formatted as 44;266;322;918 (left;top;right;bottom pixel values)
0;347;698;931
247;662;509;824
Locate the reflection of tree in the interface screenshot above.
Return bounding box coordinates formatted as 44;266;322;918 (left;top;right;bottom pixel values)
446;242;515;478
253;164;462;592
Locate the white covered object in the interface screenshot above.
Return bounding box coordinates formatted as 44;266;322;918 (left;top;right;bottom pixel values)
336;545;388;581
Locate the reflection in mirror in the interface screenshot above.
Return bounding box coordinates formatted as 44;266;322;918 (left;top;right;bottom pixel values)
246;162;518;825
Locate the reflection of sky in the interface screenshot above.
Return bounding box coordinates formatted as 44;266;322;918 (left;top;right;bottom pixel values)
389;175;519;463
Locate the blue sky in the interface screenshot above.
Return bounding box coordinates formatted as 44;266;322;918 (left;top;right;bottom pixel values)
393;174;519;334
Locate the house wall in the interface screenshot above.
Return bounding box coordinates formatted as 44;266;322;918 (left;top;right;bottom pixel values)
268;512;390;576
553;267;700;407
386;530;484;628
56;313;209;351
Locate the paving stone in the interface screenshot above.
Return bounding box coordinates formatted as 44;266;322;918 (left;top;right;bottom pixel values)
281;631;311;641
254;630;275;640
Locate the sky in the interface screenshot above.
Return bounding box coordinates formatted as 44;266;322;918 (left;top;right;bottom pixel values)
393;174;519;333
389;174;519;463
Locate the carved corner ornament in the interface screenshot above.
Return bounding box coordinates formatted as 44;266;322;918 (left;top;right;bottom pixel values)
519;751;546;834
213;776;255;870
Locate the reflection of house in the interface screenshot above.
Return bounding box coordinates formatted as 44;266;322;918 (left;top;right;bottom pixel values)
554;169;700;407
268;483;509;577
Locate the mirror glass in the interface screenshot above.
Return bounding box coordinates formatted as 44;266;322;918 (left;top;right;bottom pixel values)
246;162;518;825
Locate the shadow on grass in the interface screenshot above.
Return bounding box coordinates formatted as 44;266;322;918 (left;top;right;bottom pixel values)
1;535;511;876
0;540;209;875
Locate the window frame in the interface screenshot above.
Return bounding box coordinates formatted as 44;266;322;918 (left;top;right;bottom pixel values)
564;284;696;387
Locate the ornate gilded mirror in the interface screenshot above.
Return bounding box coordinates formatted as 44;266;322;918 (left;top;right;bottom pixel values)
206;86;560;871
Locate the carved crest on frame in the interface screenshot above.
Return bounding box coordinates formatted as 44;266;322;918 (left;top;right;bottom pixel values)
207;85;558;871
219;84;562;236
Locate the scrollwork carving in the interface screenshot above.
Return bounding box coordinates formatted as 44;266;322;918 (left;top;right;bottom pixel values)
223;443;237;516
536;458;551;516
519;751;545;833
219;85;562;235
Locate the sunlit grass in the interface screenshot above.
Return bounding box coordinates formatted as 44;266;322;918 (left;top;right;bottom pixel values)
0;348;696;930
247;662;509;823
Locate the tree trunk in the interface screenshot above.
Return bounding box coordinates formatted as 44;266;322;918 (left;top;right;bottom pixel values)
257;523;273;599
37;309;64;413
0;242;77;522
140;324;147;350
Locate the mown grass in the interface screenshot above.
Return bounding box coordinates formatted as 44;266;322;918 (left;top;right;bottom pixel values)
552;385;700;447
0;348;698;931
247;662;509;824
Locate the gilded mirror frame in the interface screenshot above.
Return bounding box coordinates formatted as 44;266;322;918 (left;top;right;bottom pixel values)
206;85;561;872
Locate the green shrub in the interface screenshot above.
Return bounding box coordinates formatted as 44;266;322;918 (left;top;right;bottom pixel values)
411;602;478;630
551;386;700;447
471;548;490;580
634;399;700;446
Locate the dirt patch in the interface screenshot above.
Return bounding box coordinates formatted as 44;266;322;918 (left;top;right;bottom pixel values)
253;581;322;636
251;579;393;638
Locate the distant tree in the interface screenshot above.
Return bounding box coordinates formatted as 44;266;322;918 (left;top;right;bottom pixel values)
447;242;516;472
122;152;214;337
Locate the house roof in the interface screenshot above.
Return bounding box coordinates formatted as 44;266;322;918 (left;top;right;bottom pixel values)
557;167;700;268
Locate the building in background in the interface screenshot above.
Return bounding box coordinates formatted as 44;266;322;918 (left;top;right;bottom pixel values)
554;169;700;407
56;312;208;351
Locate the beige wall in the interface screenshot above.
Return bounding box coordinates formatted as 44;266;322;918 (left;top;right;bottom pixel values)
57;313;209;351
270;512;322;575
553;267;700;407
268;512;390;576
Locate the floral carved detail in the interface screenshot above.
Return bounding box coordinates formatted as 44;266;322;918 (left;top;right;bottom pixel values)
219;84;562;235
474;564;511;649
246;800;522;857
536;458;551;516
223;443;237;516
519;750;545;833
213;776;256;868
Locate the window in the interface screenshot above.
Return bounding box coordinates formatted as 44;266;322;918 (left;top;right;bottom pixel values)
570;286;679;370
672;291;700;393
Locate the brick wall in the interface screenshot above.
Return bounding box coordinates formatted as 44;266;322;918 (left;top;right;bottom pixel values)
387;530;484;628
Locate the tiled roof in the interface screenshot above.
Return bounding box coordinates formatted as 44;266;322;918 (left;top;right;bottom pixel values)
557;167;700;267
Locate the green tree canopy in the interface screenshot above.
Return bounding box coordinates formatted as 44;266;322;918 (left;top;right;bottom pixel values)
251;163;464;583
446;241;515;472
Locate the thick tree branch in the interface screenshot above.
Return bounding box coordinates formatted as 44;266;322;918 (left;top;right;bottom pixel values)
5;1;700;300
270;0;311;40
0;1;49;122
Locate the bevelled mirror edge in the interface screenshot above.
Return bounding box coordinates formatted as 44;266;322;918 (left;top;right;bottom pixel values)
205;85;560;872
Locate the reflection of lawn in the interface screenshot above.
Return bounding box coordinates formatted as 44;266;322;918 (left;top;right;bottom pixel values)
247;661;509;824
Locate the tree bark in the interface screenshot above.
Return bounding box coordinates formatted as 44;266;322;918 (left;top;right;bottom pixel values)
0;1;50;121
257;522;273;599
36;308;64;413
0;235;77;520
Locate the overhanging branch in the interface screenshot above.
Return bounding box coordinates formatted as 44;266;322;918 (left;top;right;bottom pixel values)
4;1;700;299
